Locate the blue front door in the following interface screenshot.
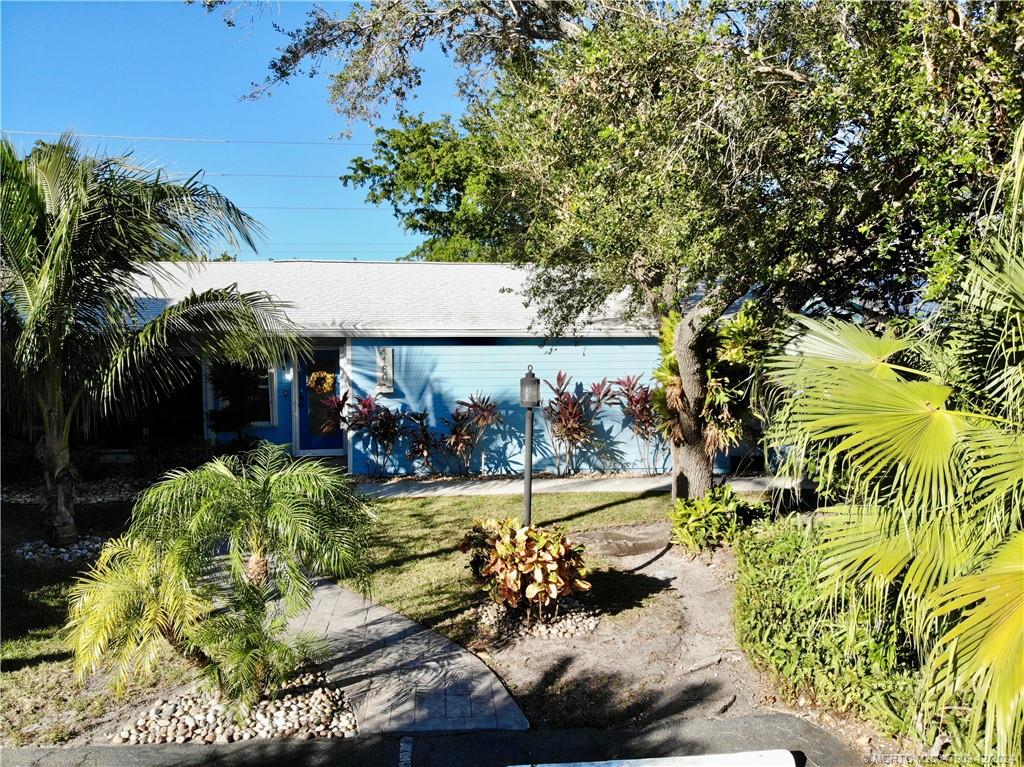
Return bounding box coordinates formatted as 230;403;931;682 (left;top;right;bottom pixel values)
297;347;345;453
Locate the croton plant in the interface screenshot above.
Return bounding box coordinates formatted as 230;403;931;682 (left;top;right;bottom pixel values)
460;517;591;617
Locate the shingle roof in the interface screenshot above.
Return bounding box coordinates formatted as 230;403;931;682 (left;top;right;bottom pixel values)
136;261;652;338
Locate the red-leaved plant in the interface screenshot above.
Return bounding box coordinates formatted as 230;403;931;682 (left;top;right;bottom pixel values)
543;372;615;475
614;375;660;475
442;393;503;474
403;410;440;474
343;394;403;475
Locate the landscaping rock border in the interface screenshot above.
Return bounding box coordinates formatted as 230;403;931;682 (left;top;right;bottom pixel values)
108;672;357;745
14;535;108;562
473;597;600;640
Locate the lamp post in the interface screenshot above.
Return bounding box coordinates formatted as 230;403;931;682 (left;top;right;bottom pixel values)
520;365;541;526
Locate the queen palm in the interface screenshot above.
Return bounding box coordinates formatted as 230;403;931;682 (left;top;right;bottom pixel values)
767;124;1024;759
1;135;305;543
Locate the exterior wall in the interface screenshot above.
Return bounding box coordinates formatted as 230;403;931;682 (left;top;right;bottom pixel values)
348;336;667;476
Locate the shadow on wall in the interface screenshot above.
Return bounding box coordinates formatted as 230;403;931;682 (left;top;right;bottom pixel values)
350;344;671;477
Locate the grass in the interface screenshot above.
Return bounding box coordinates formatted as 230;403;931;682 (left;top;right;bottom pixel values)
356;491;672;643
0;490;671;745
0;505;191;747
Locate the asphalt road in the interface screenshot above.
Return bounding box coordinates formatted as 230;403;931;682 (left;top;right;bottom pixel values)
2;714;857;767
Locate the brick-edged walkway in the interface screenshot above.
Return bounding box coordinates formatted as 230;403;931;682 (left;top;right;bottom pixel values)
290;580;528;734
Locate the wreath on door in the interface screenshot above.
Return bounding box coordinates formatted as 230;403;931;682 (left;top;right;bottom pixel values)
306;371;336;395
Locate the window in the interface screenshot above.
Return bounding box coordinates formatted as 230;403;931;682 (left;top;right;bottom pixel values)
206;361;276;435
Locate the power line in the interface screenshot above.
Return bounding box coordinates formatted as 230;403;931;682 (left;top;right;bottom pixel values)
205;172;341;179
1;129;373;147
242;205;392;211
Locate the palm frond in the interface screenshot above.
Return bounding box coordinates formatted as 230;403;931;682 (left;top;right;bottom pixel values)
769;314;919;388
926;533;1024;759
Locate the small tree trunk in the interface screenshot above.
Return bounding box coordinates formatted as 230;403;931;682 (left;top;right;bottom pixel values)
245;552;269;585
671;439;714;501
670;304;718;502
38;406;78;545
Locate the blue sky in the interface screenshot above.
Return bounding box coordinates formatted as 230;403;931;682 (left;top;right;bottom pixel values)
1;1;464;261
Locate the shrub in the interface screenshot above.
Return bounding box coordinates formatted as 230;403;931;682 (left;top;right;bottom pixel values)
66;442;373;711
669;485;763;554
403;411;440;474
460;517;591;619
614;374;660;475
344;394;403;475
441;393;503;474
733;518;920;739
543;372;615;475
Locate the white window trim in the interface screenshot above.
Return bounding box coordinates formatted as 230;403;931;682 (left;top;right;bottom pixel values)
202;359;278;431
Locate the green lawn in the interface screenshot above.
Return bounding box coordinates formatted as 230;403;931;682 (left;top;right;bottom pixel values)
0;490;669;745
0;506;191;746
356;491;672;643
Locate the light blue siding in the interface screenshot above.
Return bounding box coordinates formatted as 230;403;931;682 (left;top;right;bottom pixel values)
348;337;667;476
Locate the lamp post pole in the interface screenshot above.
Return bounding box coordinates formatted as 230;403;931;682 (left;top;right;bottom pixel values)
524;405;534;526
520;365;540;527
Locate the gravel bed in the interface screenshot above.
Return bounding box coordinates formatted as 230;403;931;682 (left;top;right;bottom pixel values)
108;672;357;745
2;477;147;505
473;597;600;639
14;534;108;562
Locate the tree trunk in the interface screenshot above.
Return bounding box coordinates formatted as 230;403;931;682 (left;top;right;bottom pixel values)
671;439;714;501
245;552;269;585
38;406;78;545
670;304;717;502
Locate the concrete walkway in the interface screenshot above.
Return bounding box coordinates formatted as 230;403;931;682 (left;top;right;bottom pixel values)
357;475;801;499
290;580;528;734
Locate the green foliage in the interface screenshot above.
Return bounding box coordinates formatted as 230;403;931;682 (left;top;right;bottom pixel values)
460;517;591;618
65;441;374;709
669;485;765;555
0;135;305;540
765;124;1024;762
670;487;737;554
734;519;921;738
190;585;321;714
343;114;514;262
66;536;210;690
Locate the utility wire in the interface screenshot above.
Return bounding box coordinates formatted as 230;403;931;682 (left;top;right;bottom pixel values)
205;172;341;179
242;205;391;211
2;129;373;147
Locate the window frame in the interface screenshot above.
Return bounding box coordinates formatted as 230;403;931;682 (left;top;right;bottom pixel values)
203;360;278;432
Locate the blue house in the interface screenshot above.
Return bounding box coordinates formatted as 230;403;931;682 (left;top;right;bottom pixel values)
141;261;665;476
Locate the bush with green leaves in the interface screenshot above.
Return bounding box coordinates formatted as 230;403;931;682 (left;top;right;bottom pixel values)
762;123;1024;762
669;485;764;554
66;441;374;710
733;519;921;738
460;517;591;620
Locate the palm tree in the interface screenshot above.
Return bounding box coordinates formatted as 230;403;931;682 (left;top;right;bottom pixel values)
1;135;305;543
130;441;374;615
766;125;1024;760
67;441;373;704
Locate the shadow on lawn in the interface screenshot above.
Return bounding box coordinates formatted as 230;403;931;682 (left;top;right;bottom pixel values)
373;491;665;570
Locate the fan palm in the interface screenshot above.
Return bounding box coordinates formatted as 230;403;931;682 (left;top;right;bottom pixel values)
1;134;306;543
766;124;1024;759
